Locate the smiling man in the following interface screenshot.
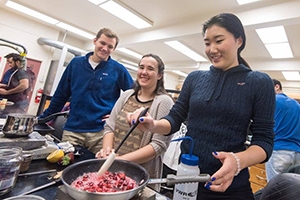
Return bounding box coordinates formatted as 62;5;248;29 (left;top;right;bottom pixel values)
39;28;134;154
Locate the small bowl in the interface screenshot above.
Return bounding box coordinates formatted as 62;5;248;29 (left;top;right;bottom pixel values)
3;195;45;200
20;151;34;173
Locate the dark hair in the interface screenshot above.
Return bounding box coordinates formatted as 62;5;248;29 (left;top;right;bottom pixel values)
4;53;22;63
272;79;282;90
133;53;167;95
202;13;250;68
95;28;119;49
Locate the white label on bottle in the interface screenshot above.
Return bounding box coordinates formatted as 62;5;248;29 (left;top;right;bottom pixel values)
173;183;198;200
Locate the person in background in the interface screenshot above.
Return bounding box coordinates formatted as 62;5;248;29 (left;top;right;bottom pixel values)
39;28;134;154
96;53;174;191
266;79;300;182
127;13;275;199
0;53;29;114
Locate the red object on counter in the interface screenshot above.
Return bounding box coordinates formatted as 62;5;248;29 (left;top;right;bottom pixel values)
35;88;43;103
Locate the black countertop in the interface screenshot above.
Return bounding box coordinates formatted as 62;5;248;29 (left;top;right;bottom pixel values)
1;146;95;200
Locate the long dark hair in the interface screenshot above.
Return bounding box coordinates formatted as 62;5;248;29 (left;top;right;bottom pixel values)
133;53;167;95
202;13;250;68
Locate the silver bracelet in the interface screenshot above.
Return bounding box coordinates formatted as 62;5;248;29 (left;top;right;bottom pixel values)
230;152;241;176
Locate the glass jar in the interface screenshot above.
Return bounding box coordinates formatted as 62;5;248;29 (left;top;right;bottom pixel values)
0;146;23;196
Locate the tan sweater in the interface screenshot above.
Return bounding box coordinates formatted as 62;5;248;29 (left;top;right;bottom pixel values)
103;89;174;189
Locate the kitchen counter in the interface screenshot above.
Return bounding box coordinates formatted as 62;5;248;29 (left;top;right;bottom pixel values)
1;146;95;200
1;146;170;200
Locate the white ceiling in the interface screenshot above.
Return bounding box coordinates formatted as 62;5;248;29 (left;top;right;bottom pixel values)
1;0;300;97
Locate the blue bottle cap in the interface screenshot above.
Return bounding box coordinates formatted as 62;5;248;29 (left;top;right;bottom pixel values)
181;153;199;166
171;136;199;166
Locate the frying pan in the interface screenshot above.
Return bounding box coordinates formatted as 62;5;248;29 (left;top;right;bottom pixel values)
2;111;69;137
61;159;149;200
61;159;210;200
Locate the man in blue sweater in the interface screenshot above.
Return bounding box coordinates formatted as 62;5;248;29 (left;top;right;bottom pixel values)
266;79;300;181
39;28;134;154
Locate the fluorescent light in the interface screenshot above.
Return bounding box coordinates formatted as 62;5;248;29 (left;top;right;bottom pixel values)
172;70;188;78
117;48;143;59
99;1;152;29
165;41;207;62
236;0;259;5
6;1;59;24
56;22;95;39
265;43;293;59
120;59;138;66
256;26;288;44
256;26;293;59
121;63;138;71
282;71;300;81
88;0;108;5
6;1;94;40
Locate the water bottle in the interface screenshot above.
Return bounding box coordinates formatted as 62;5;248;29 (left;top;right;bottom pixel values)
172;136;199;200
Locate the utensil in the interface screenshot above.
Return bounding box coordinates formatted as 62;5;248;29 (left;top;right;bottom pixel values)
61;159;210;200
17;178;61;196
2;111;69;137
97;107;149;176
17;171;62;196
18;169;57;177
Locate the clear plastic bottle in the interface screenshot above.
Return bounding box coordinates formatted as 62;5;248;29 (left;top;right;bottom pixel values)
172;136;199;200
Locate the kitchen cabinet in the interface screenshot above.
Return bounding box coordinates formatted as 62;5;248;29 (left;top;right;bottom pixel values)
249;163;267;193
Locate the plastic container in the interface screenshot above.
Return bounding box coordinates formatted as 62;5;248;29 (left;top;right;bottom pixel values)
0;146;23;196
172;136;199;200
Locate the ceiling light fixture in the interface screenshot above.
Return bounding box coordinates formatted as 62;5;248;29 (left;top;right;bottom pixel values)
256;26;288;44
56;22;95;39
172;70;188;78
117;48;143;59
165;41;207;62
120;62;138;71
88;0;108;5
282;71;300;81
5;1;95;40
6;1;59;24
256;26;293;59
236;0;260;5
99;1;152;29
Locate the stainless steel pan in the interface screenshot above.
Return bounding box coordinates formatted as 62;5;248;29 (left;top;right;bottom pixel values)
2;111;69;137
61;159;210;200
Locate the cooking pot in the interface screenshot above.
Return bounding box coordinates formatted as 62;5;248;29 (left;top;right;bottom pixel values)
2;111;69;137
61;159;210;200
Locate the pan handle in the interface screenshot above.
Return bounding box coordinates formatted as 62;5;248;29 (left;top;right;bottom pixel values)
147;174;211;186
37;111;69;124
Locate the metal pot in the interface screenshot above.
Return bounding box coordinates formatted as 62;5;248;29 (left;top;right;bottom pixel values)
2;111;69;137
61;159;210;200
